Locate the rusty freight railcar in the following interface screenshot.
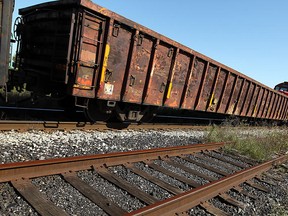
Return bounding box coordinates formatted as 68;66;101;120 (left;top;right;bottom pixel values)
0;0;14;86
17;0;288;122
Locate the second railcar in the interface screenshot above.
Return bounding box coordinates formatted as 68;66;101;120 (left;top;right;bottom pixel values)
275;82;288;96
17;0;288;122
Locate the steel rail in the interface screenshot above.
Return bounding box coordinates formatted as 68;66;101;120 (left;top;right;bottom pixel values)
126;154;288;216
0;120;209;131
0;142;227;182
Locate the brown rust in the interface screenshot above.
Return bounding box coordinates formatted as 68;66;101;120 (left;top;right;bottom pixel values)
164;50;190;108
19;0;288;121
127;154;288;216
122;33;153;104
144;42;173;106
0;142;227;183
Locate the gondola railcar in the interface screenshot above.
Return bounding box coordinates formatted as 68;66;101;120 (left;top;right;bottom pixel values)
3;0;288;122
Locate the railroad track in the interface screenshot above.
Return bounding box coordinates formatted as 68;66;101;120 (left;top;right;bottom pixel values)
1;142;287;215
0;120;211;131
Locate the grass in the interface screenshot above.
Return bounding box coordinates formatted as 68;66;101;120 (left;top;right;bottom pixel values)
205;125;288;161
269;205;288;216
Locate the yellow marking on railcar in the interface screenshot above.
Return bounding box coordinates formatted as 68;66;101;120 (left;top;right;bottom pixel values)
100;44;110;83
99;8;107;13
209;93;215;107
253;105;257;116
166;82;173;99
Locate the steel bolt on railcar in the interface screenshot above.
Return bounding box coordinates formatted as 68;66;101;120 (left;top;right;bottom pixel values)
1;0;288;123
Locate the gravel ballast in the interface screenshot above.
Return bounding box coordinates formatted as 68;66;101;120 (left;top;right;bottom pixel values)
0;127;287;215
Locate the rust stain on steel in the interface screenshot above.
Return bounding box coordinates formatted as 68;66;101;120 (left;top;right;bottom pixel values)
209;68;227;112
266;93;275;118
218;72;236;114
206;66;220;112
19;0;288;121
97;22;132;101
234;80;249;115
182;58;206;110
122;33;153;104
227;76;242;115
144;42;173;106
281;98;288;120
253;87;264;118
246;85;260;117
231;77;245;115
278;97;284;119
259;89;269;118
72;13;105;98
196;64;217;111
225;75;238;115
0;142;227;183
127;154;288;216
263;91;272;118
270;94;279;119
164;51;190;108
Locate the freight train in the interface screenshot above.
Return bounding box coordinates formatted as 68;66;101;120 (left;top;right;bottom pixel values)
1;0;288;123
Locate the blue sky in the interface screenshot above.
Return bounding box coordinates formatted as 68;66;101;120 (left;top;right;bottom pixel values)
13;0;288;88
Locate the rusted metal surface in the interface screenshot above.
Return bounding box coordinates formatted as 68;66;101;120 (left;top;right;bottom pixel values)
1;140;286;215
19;0;288;121
144;42;173;106
0;142;226;182
72;12;106;98
0;0;14;86
164;50;191;108
127;154;287;216
122;33;153;104
0;120;214;131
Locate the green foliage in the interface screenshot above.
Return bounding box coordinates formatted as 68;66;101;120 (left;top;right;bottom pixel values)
269;205;288;216
206;126;288;161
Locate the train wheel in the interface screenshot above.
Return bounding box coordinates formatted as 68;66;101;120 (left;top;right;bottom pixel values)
84;99;112;122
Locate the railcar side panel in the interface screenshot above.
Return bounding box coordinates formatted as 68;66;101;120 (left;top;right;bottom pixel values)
196;64;218;111
97;22;133;101
272;95;280;119
257;89;267;118
277;97;284;119
218;72;236;114
246;85;259;117
283;99;288;120
281;98;288;120
210;68;227;113
277;96;285;119
122;33;153;104
144;42;173;106
240;82;254;116
253;87;264;118
164;51;190;108
234;80;248;115
263;91;272;118
228;76;243;115
265;92;275;118
182;58;206;110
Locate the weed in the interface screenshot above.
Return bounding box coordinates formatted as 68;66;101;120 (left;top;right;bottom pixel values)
205;126;288;161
